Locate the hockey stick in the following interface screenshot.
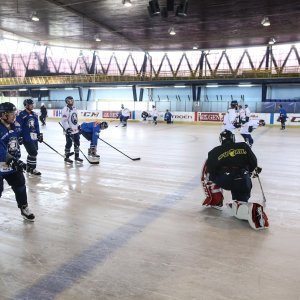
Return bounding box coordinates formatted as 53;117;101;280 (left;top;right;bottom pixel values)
257;175;267;207
98;138;141;161
42;140;73;159
58;122;99;165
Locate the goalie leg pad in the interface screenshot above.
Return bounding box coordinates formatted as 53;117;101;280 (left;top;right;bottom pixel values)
231;201;249;220
248;203;269;230
201;161;224;207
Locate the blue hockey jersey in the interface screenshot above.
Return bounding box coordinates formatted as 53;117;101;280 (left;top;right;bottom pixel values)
16;110;40;142
0;122;22;175
80;122;101;146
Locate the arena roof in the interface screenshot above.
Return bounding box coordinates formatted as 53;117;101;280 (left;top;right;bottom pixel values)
0;0;300;51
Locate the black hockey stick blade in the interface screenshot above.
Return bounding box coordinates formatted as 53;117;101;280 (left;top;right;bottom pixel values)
98;137;141;161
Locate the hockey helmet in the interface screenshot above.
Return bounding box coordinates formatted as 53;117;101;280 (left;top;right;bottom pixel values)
121;104;124;109
100;121;108;129
141;111;149;119
219;130;235;144
230;100;238;109
65;96;74;104
259;119;266;126
0;102;17;118
23;98;34;107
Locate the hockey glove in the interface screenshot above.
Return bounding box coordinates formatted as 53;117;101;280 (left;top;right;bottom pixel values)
18;136;23;145
66;128;73;136
248;126;253;133
37;133;43;143
6;155;27;172
252;166;262;178
78;125;82;134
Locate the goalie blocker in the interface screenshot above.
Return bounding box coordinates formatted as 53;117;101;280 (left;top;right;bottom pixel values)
201;160;269;230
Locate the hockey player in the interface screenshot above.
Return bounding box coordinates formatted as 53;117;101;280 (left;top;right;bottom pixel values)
39;103;47;126
16;98;43;176
222;100;239;134
151;105;158;125
245;104;251;122
120;104;130;127
164;109;173;124
61;96;83;163
0;102;35;221
80;121;108;160
278;104;287;130
238;105;246;124
240;119;265;147
201;130;269;230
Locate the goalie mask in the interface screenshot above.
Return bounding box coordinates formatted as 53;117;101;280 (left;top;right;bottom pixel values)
258;119;265;126
219;130;235;145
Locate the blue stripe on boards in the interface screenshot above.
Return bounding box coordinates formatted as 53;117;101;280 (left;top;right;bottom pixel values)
14;176;199;300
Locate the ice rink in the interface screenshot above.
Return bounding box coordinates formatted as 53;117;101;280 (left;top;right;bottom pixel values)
1;120;300;300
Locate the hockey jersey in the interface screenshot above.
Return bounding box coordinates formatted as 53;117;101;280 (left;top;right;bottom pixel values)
16;110;40;142
80;122;101;146
0;122;22;175
61;106;79;134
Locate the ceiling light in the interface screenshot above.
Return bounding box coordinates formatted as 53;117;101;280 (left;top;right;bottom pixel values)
261;16;270;27
168;26;176;35
206;84;218;88
148;0;160;16
94;35;101;42
238;84;253;87
31;11;39;22
122;0;132;7
193;45;198;50
176;0;188;17
268;37;276;45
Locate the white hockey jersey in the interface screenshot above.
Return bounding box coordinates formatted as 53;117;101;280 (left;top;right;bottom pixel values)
240;119;260;134
61;106;79;134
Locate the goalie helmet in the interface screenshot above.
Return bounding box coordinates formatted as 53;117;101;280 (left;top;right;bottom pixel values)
259;119;265;126
100;121;108;129
0;102;17;115
23;98;34;107
219;130;235;144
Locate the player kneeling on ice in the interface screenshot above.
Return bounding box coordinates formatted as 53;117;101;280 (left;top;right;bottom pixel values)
80;121;108;161
201;129;269;230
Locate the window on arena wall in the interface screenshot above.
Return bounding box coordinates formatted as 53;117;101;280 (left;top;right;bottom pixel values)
0;39;300;77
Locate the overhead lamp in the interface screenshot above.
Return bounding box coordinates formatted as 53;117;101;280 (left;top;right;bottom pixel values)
168;26;176;35
176;0;188;17
206;84;218;88
148;0;160;16
122;0;132;7
238;84;253;87
268;37;276;45
261;16;270;27
94;35;101;42
193;45;198;50
30;11;39;22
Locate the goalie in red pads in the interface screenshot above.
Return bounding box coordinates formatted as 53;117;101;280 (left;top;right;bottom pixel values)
201;130;269;230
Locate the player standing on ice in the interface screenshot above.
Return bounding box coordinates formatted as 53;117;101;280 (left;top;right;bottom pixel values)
0;102;35;221
240;119;265;147
222;100;240;134
61;96;83;163
151;105;159;125
278;104;288;130
16;99;43;176
80;121;108;161
201;129;269;230
120;104;130;127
